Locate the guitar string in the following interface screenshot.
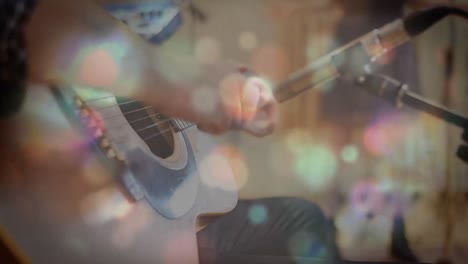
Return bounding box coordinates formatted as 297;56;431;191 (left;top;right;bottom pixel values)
80;98;195;144
110;125;179;145
89;100;194;130
96;105;193;133
103;113;170;130
92;99;137;111
99;106;153;120
83;98;166;122
102;116;194;141
93;112;194;144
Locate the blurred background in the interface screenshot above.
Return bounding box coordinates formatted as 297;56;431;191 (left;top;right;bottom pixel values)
161;0;468;262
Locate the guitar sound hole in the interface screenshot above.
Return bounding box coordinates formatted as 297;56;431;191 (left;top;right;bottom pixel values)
116;98;175;159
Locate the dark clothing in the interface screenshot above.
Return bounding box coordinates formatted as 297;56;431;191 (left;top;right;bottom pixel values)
198;197;341;264
0;0;36;118
197;198;423;264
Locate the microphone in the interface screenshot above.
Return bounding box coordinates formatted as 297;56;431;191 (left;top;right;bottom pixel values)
273;6;468;103
354;73;468;164
354;74;468;129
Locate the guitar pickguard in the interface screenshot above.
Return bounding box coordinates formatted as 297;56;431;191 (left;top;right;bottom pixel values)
125;132;199;219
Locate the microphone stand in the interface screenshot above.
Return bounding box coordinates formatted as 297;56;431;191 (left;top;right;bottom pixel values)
354;73;468;164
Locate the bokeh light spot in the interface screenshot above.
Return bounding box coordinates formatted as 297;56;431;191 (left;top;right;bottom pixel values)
191;86;217;116
248;204;268;225
294;144;337;192
81;188;133;225
199;145;238;192
341;145;359;163
195;36;222;65
238;31;258;51
288;231;325;261
79;41;127;87
217;145;249;190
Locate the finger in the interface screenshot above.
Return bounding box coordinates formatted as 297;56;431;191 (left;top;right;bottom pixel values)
242;101;277;137
197;123;225;135
241;77;262;121
220;72;244;125
242;119;276;137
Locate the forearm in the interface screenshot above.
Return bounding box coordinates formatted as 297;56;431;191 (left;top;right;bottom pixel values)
25;0;199;117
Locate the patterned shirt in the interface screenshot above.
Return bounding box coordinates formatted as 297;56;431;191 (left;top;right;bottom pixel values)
0;0;36;118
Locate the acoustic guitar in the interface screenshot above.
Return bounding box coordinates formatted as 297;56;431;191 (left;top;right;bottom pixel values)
0;3;238;263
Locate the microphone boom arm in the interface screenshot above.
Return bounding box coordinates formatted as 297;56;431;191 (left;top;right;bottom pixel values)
355;73;468;164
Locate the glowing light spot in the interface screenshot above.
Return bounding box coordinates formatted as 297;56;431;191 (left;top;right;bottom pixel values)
81;188;133;225
80;44;123;87
199;145;237;192
111;205;152;250
248;204;268;225
238;31;258;51
294;144;337;192
82;157;112;186
341;145;359;163
80;49;118;86
288;231;325;260
114;200;133;219
191;86;217;115
217;145;249;190
363;113;416;158
195;37;221;65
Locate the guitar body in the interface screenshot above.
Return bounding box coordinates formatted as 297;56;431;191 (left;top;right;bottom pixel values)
1;3;237;263
0;84;237;263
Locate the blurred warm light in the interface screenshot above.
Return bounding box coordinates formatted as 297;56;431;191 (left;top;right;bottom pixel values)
82;156;112;187
80;188;133;225
111;203;152;250
239;31;258;51
191;85;217;116
80;48;119;87
195;36;222;65
217;144;249;190
75;40;128;87
363;114;409;157
199;145;239;192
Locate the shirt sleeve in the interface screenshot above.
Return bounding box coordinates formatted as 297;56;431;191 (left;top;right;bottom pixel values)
0;0;36;118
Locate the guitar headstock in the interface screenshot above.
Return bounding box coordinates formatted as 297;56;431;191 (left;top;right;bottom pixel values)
73;95;126;164
72;93;146;202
